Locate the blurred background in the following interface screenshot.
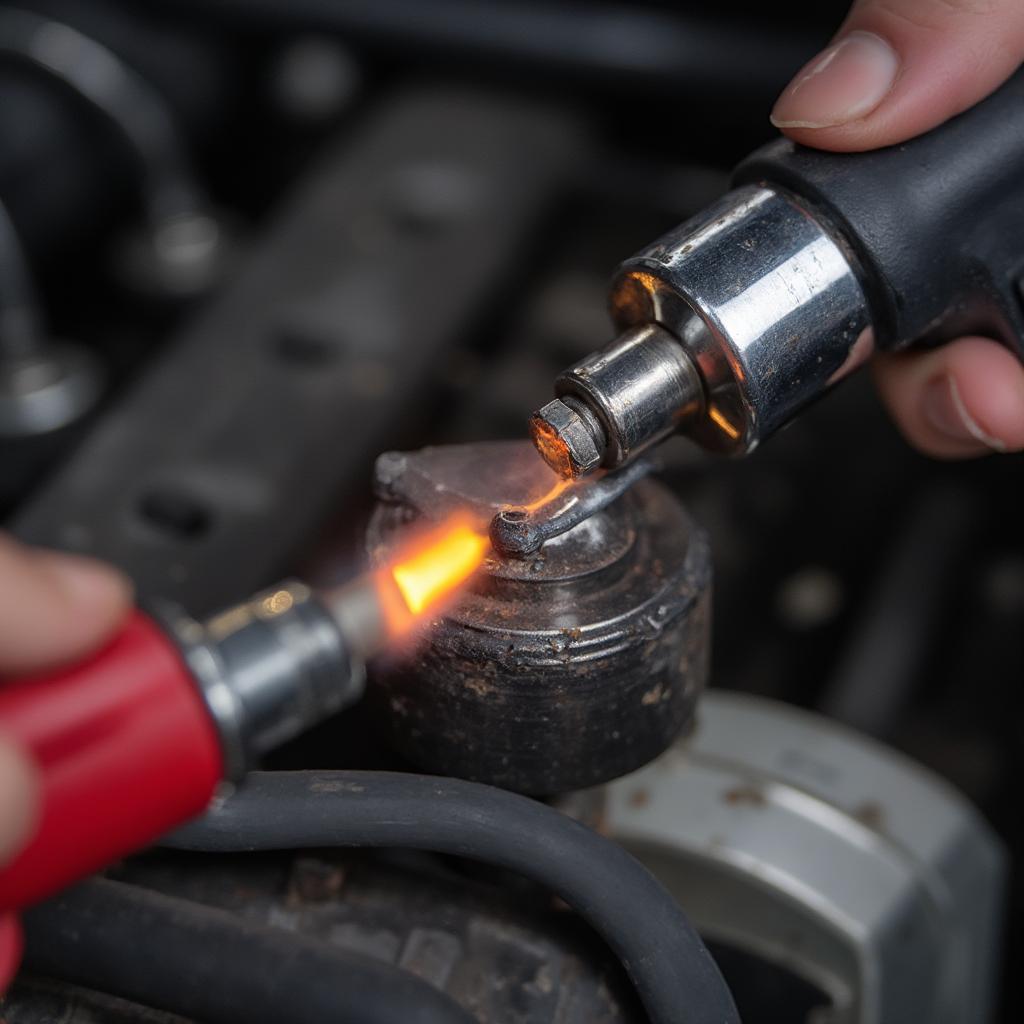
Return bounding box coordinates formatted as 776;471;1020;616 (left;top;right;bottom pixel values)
1;1;1020;1021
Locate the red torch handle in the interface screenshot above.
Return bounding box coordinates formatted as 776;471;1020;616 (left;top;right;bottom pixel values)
0;611;223;911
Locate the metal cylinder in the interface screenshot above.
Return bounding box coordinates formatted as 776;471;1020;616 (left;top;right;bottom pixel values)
366;441;711;795
162;582;363;779
610;184;871;454
551;322;705;470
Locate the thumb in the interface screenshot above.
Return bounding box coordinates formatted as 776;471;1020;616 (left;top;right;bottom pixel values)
0;534;132;675
770;0;1024;152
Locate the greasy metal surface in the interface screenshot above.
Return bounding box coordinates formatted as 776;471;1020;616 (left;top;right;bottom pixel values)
7;850;643;1024
367;441;711;794
11;90;585;614
7;980;189;1024
605;692;1007;1024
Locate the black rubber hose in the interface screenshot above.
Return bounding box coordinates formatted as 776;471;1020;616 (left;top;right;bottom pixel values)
167;770;740;1024
21;877;477;1024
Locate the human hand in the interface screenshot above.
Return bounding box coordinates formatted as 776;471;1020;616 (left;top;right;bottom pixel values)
770;0;1024;457
0;534;131;989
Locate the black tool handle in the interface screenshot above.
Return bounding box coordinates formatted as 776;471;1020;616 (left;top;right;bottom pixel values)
735;67;1024;354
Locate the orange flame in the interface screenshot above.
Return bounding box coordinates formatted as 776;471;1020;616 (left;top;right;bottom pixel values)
520;474;574;513
377;518;490;638
373;471;586;641
392;523;489;614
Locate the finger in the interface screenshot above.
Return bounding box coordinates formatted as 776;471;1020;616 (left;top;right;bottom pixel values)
771;0;1024;151
0;535;133;675
0;737;38;864
872;337;1024;458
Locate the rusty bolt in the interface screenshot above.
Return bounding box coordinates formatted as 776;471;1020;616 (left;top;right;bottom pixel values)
529;398;603;478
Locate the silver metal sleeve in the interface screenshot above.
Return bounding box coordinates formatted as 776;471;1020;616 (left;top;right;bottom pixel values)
610;184;872;454
553;323;705;470
163;581;365;780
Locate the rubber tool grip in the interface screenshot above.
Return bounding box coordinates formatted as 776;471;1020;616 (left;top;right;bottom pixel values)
0;611;222;911
736;67;1024;353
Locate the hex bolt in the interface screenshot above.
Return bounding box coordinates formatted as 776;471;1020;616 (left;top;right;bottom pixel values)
529;397;605;478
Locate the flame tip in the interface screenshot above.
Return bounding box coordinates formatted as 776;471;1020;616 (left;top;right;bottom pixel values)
383;519;490;636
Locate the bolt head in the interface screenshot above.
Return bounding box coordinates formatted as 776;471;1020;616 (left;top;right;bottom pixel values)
529;399;601;478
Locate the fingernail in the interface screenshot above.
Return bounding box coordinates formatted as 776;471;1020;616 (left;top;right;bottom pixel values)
771;31;899;129
923;374;1007;452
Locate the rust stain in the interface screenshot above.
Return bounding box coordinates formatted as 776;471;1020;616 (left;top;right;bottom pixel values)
627;788;650;809
463;677;493;697
722;784;766;808
641;684;669;706
853;800;886;832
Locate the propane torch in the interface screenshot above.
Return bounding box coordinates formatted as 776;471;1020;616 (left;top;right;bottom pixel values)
0;519;489;914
